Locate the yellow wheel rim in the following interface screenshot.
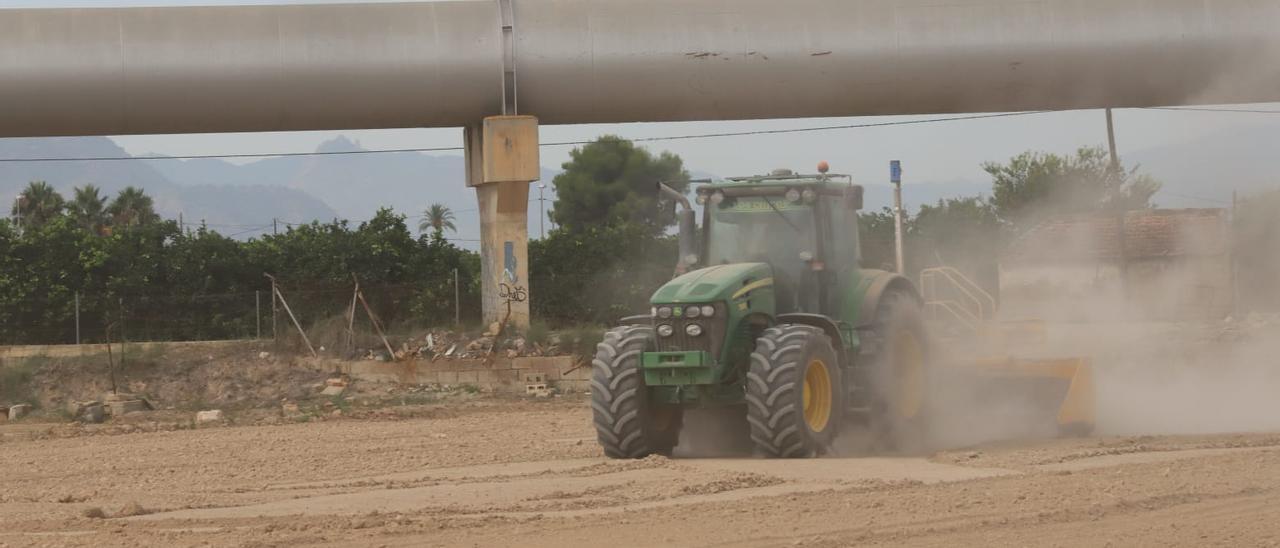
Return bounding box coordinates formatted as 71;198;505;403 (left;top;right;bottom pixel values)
894;329;924;420
802;358;833;432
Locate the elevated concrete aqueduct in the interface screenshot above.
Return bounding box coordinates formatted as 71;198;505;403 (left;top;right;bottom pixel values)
3;0;1278;326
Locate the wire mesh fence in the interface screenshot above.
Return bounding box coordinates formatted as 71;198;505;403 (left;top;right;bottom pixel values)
0;273;478;348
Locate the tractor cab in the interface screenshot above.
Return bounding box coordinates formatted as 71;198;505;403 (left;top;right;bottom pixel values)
691;168;864;317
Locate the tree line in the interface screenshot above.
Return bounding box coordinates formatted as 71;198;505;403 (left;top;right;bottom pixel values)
3;137;1179;345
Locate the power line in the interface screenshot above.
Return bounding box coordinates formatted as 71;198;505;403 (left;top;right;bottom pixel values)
0;145;465;163
0;111;1052;163
554;111;1053;145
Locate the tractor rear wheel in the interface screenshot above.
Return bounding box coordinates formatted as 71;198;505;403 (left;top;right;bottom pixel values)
746;325;842;458
869;290;933;453
590;325;683;459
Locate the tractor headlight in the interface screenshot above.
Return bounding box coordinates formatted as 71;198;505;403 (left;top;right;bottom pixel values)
657;324;675;337
685;323;704;337
700;305;715;317
685;305;701;318
656;306;673;319
801;189;817;203
786;188;802;203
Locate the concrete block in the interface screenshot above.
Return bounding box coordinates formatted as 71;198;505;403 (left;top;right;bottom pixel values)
8;404;32;420
455;370;479;385
558;379;591;394
107;399;147;417
437;371;458;385
195;410;224;424
320;385;346;397
480;115;540;184
514;356;574;377
414;370;440;385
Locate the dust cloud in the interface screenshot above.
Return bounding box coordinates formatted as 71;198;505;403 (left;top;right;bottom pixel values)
914;207;1280;451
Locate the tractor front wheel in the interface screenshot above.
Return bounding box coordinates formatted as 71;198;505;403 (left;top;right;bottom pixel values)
590;325;683;458
746;325;842;458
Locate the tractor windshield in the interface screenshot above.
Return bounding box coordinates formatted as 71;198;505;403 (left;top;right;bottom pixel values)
705;196;816;289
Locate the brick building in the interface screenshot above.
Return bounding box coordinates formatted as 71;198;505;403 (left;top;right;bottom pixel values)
999;209;1232;321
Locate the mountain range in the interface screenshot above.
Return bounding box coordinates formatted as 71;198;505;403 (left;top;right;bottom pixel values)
2;122;1276;245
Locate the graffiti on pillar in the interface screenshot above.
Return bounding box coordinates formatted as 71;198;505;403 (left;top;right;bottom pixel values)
498;283;528;304
503;241;518;283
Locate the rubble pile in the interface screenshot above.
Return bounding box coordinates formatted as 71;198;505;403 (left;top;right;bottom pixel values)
358;327;573;362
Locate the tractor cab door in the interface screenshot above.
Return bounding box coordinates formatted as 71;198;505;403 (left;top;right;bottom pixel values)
819;196;861;319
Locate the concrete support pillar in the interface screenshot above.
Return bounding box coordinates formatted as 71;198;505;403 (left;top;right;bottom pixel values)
465;115;539;331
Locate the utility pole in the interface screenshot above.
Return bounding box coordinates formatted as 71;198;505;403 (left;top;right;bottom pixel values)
1106;108;1130;300
1231;189;1240;317
273;217;278;235
537;183;547;239
890;160;905;275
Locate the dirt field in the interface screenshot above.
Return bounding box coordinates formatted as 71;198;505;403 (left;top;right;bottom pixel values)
3;397;1279;548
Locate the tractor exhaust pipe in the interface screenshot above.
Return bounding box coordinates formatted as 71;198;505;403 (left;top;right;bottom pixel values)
658;181;698;275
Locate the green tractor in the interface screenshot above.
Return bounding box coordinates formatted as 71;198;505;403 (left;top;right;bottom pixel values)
590;167;931;458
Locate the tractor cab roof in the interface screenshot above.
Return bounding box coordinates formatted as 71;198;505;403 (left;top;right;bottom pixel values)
696;168;852;192
693;168;860;203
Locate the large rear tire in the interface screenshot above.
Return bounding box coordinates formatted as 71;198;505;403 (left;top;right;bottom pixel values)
869;290;933;453
590;325;683;459
746;325;842;458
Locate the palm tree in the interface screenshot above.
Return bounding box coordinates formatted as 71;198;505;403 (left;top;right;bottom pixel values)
10;180;65;230
107;186;159;228
68;184;110;235
419;203;457;240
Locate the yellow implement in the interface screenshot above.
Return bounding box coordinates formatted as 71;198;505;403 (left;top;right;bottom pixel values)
921;267;1096;438
963;356;1096;435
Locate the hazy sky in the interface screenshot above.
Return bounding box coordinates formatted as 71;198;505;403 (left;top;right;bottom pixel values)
4;0;1278;193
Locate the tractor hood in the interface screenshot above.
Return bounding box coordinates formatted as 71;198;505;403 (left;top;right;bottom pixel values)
651;263;773;304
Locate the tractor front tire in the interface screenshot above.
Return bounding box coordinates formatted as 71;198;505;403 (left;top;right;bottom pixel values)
591;325;682;459
746;325;842;458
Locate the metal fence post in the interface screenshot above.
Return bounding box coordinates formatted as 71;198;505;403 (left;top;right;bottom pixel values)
74;291;81;344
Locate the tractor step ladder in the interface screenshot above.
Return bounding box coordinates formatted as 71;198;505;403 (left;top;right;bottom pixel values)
919;266;995;336
920;266;1048;354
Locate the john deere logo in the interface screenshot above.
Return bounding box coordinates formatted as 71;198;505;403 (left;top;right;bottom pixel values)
673;307;683;317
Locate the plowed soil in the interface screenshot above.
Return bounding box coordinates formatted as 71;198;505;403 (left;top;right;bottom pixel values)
3;398;1278;547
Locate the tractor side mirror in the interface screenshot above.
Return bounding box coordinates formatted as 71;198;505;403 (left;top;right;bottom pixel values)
845;185;864;211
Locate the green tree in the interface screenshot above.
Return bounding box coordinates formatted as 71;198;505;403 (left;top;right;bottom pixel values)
418;203;457;241
10;180;65;230
549;136;690;235
529;224;678;324
858;207;902;271
68;184;110;235
107;186;160;228
985;146;1161;230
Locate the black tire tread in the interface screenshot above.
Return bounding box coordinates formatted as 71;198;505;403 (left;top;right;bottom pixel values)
746;325;835;458
591;325;664;459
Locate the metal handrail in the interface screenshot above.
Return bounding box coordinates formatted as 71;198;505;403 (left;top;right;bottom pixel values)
919;267;996;322
922;300;980;332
